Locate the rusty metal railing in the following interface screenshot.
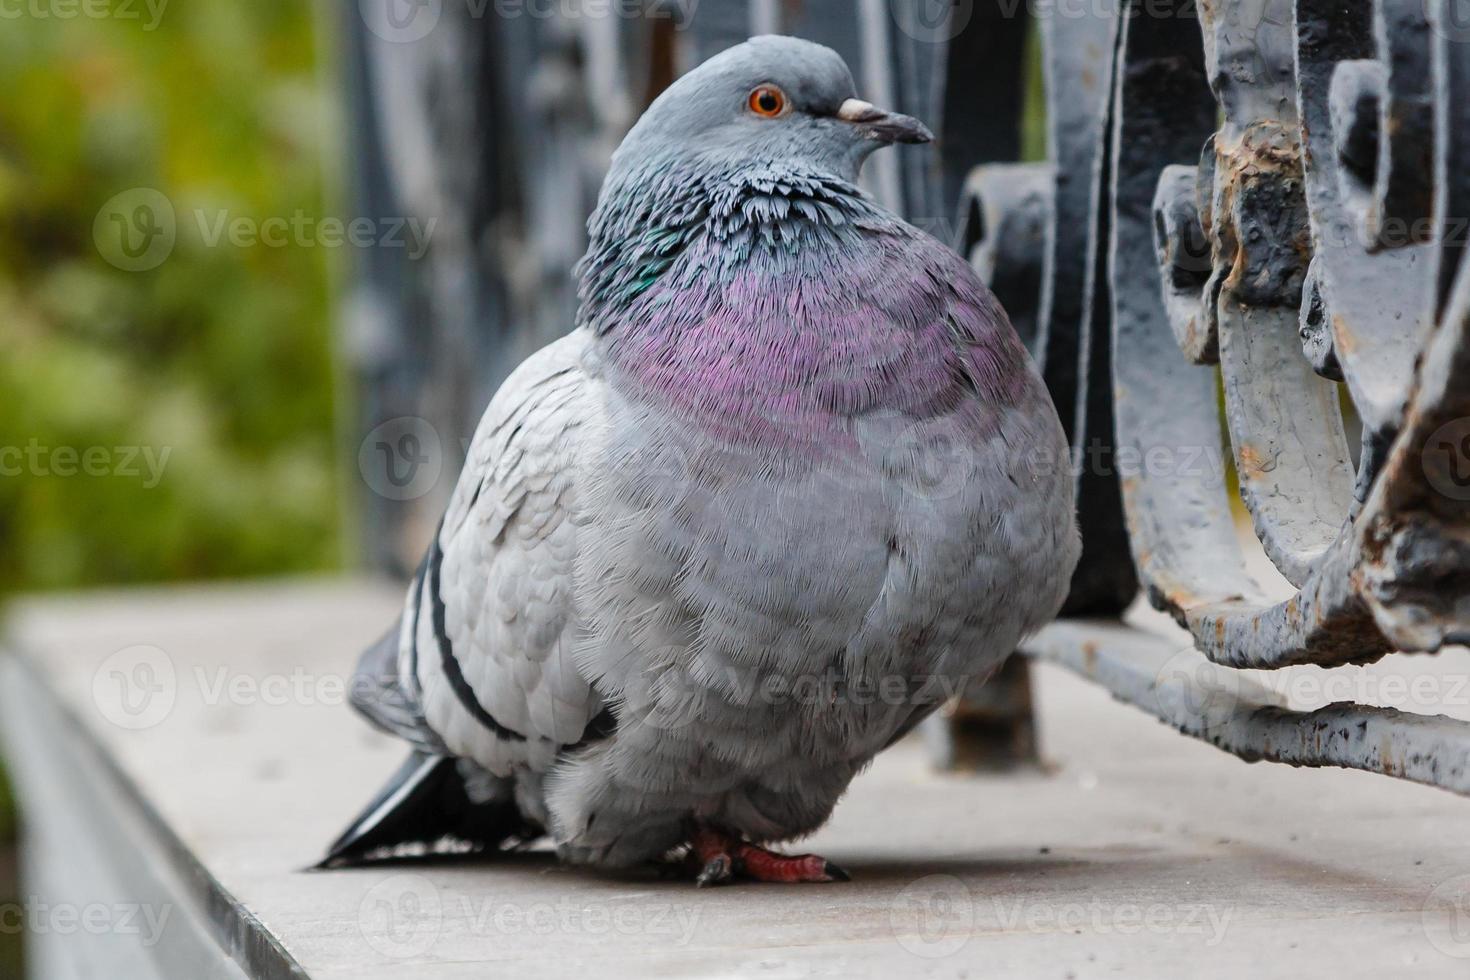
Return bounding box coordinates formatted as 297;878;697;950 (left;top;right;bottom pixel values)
957;0;1470;790
342;0;1470;794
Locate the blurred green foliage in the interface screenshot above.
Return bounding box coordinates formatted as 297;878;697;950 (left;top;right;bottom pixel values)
0;1;344;595
1021;24;1047;164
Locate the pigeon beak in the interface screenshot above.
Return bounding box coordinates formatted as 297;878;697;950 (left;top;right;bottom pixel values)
836;98;934;145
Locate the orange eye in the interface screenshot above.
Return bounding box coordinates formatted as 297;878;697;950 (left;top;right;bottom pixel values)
747;85;787;117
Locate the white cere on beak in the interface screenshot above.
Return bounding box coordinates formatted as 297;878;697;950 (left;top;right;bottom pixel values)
837;99;883;122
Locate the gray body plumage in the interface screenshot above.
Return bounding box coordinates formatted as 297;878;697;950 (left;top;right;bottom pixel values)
338;35;1079;870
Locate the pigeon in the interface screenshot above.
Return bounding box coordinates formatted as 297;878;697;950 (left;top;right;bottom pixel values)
322;34;1080;885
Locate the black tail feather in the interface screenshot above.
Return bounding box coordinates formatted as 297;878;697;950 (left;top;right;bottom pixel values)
315;751;541;870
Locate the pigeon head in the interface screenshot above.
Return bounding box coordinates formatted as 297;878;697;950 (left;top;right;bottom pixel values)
612;35;932;182
578;36;935;332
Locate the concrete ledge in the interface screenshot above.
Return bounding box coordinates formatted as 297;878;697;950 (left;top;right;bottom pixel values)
3;579;1470;977
0;649;274;978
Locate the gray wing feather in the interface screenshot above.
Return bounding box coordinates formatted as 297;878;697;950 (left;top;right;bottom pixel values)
409;330;606;775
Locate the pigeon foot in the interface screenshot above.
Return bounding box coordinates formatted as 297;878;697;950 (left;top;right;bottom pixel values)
688;826;850;886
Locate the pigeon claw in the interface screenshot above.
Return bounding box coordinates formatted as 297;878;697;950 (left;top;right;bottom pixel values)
822;859;852;883
688;827;850;885
695;854;734;888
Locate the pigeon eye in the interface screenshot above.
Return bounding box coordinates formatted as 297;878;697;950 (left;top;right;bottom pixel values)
747;85;787;118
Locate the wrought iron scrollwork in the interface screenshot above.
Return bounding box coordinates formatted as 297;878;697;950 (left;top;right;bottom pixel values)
952;0;1467;667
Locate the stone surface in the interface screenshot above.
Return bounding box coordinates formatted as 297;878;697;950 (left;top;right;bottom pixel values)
3;579;1470;977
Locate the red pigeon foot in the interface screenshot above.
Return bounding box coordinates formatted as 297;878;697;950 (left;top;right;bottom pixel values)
690;826;850;886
